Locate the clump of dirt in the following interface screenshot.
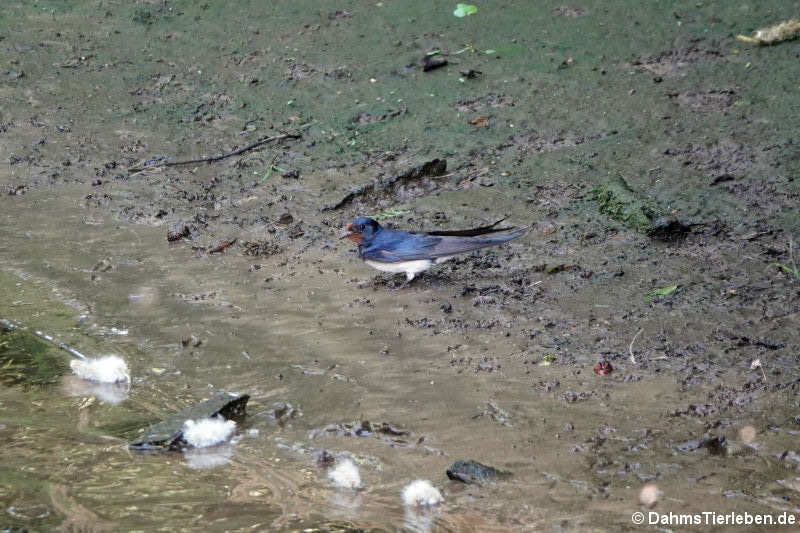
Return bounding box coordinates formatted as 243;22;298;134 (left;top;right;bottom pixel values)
662;139;757;180
285;61;317;82
473;400;512;426
562;390;599;403
323;158;447;211
498;130;615;155
631;44;725;77
242;240;282;256
454;93;515;113
670;89;737;112
352;106;407;125
554;6;587;17
307;420;418;447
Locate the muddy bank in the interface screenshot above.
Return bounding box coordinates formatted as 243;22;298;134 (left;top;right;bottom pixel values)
1;1;799;531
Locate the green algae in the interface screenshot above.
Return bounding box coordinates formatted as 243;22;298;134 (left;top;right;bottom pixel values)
0;326;67;389
593;174;662;233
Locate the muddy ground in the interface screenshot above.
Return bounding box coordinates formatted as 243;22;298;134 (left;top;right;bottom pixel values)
1;1;799;531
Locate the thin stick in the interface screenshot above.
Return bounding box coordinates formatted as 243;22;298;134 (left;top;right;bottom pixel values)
127;132;302;172
1;318;88;360
629;328;643;364
208;238;237;254
33;329;88;360
751;359;768;383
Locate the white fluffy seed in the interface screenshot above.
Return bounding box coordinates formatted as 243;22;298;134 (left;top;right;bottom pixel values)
69;355;130;383
739;425;757;443
328;458;362;489
402;479;444;507
182;417;236;448
639;483;661;507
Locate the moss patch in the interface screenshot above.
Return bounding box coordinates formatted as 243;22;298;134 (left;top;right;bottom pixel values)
593;175;662;233
0;327;66;390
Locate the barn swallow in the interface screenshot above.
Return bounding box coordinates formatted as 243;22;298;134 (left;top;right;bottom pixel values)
342;217;529;282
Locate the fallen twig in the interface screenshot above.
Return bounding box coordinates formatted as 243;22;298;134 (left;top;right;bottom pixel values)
322;158;447;211
127;132;302;173
209;239;237;254
629;328;643;364
1;318;87;360
751;359;768;383
737;19;800;45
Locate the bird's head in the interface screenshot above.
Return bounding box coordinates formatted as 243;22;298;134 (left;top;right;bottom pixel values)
342;217;382;244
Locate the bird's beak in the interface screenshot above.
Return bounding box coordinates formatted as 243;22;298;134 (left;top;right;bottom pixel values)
340;222;363;243
339;223;353;239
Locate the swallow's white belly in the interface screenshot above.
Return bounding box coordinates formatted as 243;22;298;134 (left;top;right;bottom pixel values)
364;256;457;281
364;259;433;281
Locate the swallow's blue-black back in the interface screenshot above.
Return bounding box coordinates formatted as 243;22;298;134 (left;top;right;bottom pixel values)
357;218;528;263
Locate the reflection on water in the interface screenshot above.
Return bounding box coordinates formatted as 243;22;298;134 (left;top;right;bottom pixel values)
403;507;440;533
61;375;130;405
184;444;234;470
326;490;364;517
5;503;51;522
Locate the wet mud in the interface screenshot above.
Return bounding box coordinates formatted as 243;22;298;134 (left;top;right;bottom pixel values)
1;0;799;531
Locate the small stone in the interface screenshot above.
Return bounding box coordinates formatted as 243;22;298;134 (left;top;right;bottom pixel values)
315;449;335;467
167;223;190;242
421;54;448;72
446;460;510;484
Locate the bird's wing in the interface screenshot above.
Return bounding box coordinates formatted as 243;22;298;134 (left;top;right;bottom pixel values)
363;227;529;262
360;231;439;263
416;218;516;237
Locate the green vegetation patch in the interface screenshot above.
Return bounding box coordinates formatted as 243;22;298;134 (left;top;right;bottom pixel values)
593;175;662;233
0;326;66;390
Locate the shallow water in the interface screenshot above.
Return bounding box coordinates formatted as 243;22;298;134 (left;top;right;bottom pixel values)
1;183;798;531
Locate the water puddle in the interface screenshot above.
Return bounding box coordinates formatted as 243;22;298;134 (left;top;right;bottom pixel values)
1;186;797;531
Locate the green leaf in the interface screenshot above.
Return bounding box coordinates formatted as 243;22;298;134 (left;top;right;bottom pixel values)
453;3;478;17
484;49;496;55
771;262;800;279
262;165;286;181
371;208;410;221
645;284;678;301
538;353;557;366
